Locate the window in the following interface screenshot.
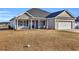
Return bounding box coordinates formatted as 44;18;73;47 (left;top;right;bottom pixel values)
18;21;23;26
24;20;28;26
40;21;46;29
27;20;28;26
42;21;45;25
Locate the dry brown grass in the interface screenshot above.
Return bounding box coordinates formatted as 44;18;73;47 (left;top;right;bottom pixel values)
0;29;79;51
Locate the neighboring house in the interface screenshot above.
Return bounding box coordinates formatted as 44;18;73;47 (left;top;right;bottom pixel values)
75;16;79;29
10;8;75;30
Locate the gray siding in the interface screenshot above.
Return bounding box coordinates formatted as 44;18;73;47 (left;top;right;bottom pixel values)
10;19;16;29
72;21;75;29
18;13;30;19
48;18;55;29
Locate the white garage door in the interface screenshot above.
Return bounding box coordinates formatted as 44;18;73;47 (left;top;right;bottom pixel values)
57;22;72;29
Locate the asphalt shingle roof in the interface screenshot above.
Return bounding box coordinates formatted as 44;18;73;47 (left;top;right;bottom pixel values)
10;17;16;21
46;10;64;18
10;9;75;21
27;8;50;17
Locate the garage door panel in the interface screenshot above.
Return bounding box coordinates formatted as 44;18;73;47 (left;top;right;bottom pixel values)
57;22;71;29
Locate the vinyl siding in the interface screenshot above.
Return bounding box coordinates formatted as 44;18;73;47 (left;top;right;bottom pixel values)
10;19;16;29
18;13;30;19
48;18;55;29
56;11;71;17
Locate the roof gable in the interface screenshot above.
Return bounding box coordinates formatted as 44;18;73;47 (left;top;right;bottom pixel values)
46;10;74;18
56;10;74;18
17;13;30;19
46;10;64;18
10;13;31;21
27;8;50;17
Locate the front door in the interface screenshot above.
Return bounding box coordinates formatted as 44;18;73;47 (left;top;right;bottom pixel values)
32;20;38;29
32;20;35;29
40;21;45;29
36;20;38;29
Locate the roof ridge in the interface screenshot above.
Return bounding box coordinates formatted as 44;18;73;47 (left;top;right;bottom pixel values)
26;8;50;17
51;10;64;14
27;8;50;13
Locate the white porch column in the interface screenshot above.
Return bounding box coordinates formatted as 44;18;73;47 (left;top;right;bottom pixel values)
38;20;40;29
46;20;48;29
72;20;75;29
34;20;36;29
22;20;24;26
16;19;18;30
30;19;32;29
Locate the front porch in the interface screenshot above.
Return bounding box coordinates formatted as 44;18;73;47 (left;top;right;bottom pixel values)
16;18;48;30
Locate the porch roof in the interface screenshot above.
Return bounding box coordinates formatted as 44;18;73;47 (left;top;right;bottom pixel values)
17;17;49;21
46;10;75;18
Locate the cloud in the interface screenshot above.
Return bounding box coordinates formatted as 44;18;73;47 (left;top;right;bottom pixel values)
0;10;15;22
0;10;14;18
0;10;12;17
0;11;10;14
0;14;15;22
0;14;14;17
0;17;11;22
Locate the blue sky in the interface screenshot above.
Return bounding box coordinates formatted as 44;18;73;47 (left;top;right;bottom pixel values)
0;8;79;22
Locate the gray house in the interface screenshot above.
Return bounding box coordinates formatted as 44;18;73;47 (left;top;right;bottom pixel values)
10;8;75;30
